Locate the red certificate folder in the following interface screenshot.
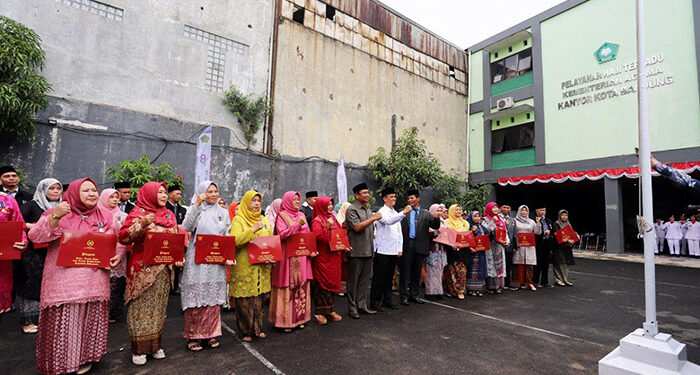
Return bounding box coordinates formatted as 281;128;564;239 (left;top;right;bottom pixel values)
455;231;476;249
143;232;185;265
473;235;491;251
434;229;457;247
248;235;282;264
555;226;580;244
195;234;236;264
287;232;317;257
517;232;536;247
56;231;116;268
329;229;351;252
495;228;507;244
0;221;24;260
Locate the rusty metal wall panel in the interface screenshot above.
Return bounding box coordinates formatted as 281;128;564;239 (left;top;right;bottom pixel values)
318;0;466;71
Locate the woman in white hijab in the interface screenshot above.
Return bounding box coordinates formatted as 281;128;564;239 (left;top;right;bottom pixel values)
513;205;541;291
180;181;232;351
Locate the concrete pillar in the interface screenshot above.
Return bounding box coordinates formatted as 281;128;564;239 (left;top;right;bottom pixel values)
604;177;625;254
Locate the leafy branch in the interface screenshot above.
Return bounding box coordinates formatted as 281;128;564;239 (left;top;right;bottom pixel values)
222;85;272;147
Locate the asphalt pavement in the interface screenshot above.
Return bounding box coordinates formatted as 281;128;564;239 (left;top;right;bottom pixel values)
1;257;698;374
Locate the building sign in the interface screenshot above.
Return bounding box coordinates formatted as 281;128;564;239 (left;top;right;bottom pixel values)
557;52;673;110
594;42;619;64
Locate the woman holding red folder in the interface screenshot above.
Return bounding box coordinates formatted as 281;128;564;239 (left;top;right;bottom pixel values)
28;178;122;375
0;192;27;321
483;202;507;294
310;196;343;325
443;204;470;299
230;190;273;342
180;181;231;351
466;211;491;297
270;191;313;331
118;182;178;366
513;205;542;291
552;209;575;287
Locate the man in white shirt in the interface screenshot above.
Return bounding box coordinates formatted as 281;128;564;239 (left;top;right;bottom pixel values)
369;188;411;311
663;215;683;256
654;219;666;254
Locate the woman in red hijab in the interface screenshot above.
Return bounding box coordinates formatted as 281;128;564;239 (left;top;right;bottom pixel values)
310;196;343;325
269;191;313;332
29;178;123;375
118;182;179;366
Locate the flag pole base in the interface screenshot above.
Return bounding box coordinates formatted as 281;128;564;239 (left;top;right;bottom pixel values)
599;329;700;374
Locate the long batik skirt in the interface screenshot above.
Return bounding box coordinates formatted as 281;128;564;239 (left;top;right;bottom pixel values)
36;301;109;375
467;252;487;292
487;246;506;290
235;295;264;338
269;258;311;328
17;295;40;326
312;281;335;315
425;248;447;296
127;270;170;355
442;261;467;297
183;305;221;340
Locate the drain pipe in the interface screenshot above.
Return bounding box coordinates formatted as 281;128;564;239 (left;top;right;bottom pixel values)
264;0;282;155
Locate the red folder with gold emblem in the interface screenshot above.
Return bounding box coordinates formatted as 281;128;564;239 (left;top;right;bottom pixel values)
143;232;185;265
248;235;282;264
56;230;116;267
554;226;580;244
473;235;491;251
0;221;24;260
195;234;236;264
455;231;476;249
329;229;351;252
495;228;507;244
286;232;317;257
517;232;536;247
434;229;457;247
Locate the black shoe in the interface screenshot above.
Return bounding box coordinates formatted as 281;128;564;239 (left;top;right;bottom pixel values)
436;295;445;300
349;311;360;319
400;298;409;306
359;308;378;315
408;297;424;304
383;302;399;310
370;304;384;313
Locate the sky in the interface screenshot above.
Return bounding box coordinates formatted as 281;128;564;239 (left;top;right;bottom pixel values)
378;0;568;49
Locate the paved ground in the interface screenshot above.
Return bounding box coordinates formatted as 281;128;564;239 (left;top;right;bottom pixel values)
1;257;698;374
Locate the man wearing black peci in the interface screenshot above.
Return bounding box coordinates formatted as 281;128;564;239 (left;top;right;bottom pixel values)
166;184;187;295
114;181;135;214
301;191;318;225
0;165;33;208
533;205;553;288
399;189;440;305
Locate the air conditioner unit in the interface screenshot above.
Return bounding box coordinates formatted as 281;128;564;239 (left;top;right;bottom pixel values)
496;97;514;111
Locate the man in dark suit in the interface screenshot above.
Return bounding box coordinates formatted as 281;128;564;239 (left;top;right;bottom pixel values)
499;205;518;290
166;184;187;295
114;181;135;214
301;191;317;225
399;189;440;305
0;165;33;208
533;205;553;288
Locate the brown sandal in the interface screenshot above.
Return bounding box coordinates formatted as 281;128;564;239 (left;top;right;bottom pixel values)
187;340;203;352
207;339;220;348
242;336;253;342
257;332;267;339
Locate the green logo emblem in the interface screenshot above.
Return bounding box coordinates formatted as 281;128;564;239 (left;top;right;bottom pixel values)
200;135;210;143
594;42;619;64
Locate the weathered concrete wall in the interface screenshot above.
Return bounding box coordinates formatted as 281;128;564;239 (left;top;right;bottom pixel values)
1;97;374;203
272;0;469;175
0;0;274;151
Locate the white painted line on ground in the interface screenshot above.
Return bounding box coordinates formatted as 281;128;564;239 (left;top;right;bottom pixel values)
421;299;605;347
569;270;699;289
221;321;286;375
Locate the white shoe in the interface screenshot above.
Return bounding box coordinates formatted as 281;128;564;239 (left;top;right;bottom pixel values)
132;355;147;366
152;349;166;360
77;363;93;374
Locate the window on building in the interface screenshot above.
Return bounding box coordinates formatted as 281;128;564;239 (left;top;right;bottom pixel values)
491;123;534;153
293;6;305;24
326;5;336;20
449;65;455;78
490;48;533;84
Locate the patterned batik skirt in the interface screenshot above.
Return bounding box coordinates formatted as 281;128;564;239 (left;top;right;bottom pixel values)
127;270;170;355
269;258;311;328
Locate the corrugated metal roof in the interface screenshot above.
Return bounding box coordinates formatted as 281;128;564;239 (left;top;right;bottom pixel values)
319;0;467;71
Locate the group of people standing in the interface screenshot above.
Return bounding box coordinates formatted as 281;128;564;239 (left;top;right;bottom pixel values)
654;214;700;257
0;163;579;375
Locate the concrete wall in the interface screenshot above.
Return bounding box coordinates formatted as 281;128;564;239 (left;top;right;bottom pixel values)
272;0;469;175
0;0;275;151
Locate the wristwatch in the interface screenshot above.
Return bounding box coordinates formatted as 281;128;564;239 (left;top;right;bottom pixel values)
51;212;60;220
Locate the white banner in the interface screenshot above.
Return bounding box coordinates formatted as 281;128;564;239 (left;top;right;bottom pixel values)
194;125;213;189
337;155;348;203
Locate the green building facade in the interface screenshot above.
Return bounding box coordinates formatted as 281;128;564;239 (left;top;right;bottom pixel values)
467;0;700;253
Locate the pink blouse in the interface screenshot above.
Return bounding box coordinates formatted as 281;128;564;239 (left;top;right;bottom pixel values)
270;215;313;288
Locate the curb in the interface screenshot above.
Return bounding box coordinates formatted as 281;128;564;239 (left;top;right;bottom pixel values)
574;250;700;269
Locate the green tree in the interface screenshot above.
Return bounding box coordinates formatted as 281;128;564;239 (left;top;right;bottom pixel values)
0;16;52;140
106;156;183;201
222;85;272;147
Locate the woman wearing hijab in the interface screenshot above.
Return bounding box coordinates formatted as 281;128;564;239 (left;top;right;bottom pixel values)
1;192;28;325
98;188;129;323
266;198;282;233
552;210;575;287
16;178;61;333
119;182;179;366
466;210;490;297
180;181;231;351
228;201;240;221
230;190;273;341
310;196;343;325
29;178;123;375
270;191;313;331
514;205;542;291
424;204;447;300
443;204;470;299
226;200;241;307
483;202;507;294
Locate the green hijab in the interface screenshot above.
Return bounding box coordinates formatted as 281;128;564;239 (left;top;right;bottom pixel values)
556;209;570;228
